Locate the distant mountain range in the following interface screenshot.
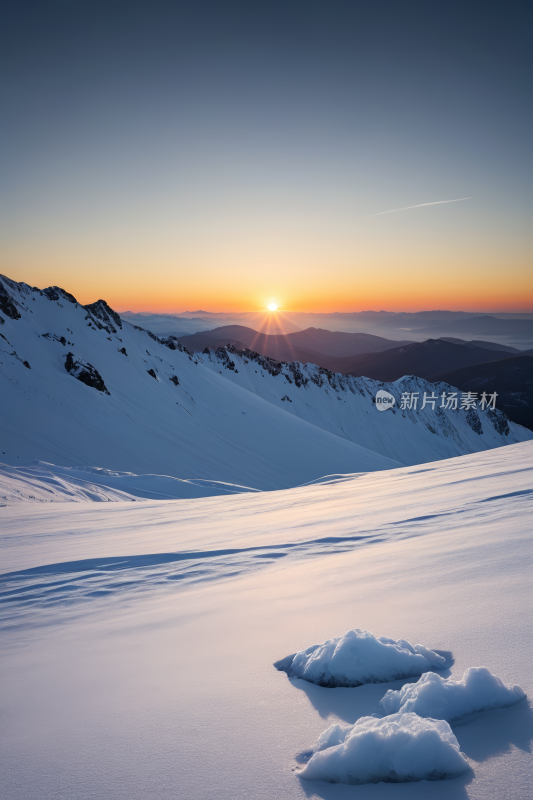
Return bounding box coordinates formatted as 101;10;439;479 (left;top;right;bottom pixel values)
332;312;533;347
336;339;529;382
438;337;520;353
179;326;528;381
415;315;533;338
118;311;226;336
430;355;533;431
177;325;414;363
123;308;533;348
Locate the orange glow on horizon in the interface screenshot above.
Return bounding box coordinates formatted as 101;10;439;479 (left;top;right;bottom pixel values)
25;287;533;315
92;284;533;315
3;257;533;314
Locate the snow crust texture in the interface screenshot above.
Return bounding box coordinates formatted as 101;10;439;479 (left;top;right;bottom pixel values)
275;628;446;687
300;712;469;784
379;667;527;722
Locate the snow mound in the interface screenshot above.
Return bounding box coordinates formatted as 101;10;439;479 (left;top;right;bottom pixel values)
300;712;469;784
274;628;446;687
379;667;527;722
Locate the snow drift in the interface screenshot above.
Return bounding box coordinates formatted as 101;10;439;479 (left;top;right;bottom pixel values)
274;628;446;687
0;461;260;504
379;667;527;722
300;712;469;784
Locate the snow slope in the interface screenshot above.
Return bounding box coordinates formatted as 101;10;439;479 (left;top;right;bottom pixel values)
0;275;399;488
1;442;532;799
1;274;530;491
0;461;259;503
200;345;530;466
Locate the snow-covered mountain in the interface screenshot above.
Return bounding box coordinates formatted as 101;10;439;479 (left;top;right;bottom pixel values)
1;274;531;491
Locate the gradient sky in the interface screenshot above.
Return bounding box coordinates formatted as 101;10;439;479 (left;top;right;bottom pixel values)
2;1;532;312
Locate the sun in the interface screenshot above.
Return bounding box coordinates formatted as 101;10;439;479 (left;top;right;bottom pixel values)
268;303;278;311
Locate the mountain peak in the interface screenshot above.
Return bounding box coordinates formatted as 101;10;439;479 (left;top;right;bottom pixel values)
43;286;78;304
84;299;123;332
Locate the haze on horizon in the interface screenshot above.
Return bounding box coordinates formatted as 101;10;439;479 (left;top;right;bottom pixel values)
2;1;532;313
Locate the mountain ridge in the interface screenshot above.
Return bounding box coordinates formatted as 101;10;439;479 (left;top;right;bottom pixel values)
1;273;530;493
429;354;533;431
180;326;523;379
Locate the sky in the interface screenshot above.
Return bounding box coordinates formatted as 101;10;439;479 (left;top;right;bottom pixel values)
1;1;532;312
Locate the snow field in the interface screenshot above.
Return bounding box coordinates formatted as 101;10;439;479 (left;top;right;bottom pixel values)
1;436;532;798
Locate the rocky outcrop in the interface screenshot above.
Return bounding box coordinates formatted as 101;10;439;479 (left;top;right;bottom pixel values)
84;300;122;334
212;344;310;386
0;281;21;320
159;336;190;355
206;345;517;442
42;333;70;345
465;407;483;435
487;408;509;436
65;352;110;394
43;286;78;304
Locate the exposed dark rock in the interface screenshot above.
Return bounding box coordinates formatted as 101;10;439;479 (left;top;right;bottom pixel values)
65;352;110;394
214;347;237;371
465;408;483;435
169;375;180;385
159;335;190;354
147;368;157;380
84;299;122;334
42;286;78;304
309;365;339;390
213;344;312;387
486;407;510;436
65;352;74;372
118;347;127;356
23;360;31;369
0;281;21;320
42;333;69;345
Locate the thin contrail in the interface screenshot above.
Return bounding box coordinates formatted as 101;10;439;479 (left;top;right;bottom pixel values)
365;197;473;217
